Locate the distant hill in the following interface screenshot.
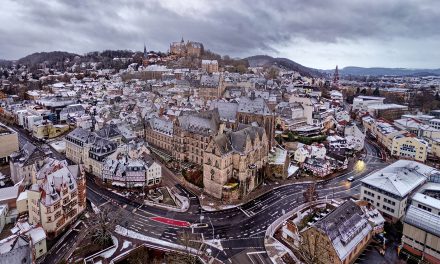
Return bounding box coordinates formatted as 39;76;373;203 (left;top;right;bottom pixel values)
16;51;80;66
245;55;324;78
0;59;12;67
332;66;440;77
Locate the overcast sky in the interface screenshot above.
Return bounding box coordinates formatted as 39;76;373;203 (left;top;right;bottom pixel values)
1;0;440;69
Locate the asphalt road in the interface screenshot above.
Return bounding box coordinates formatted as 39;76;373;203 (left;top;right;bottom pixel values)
84;140;387;263
14;126;387;263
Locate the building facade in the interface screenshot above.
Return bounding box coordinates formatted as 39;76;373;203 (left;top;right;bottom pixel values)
360;160;437;221
27;159;86;238
391;135;428;162
173;111;220;166
102;153;162;188
300;200;373;264
145;117;174;154
203;125;268;200
0;122;19;164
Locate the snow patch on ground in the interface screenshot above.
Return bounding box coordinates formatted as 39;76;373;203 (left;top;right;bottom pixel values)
100;235;118;258
91;202;100;214
201;204;241;211
115;225;198;254
204;239;223;251
122;240;132;250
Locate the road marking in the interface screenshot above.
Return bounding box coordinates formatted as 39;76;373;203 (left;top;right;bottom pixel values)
247;251;267;255
238;207;251;217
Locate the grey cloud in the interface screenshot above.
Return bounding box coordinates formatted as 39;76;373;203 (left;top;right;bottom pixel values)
0;0;439;68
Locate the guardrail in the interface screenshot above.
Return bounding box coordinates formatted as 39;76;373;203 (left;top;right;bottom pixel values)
264;199;330;264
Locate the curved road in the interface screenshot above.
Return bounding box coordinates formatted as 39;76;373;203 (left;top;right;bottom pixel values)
84;140;388;263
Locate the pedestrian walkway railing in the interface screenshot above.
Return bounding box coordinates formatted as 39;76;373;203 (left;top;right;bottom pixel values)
264;199;330;264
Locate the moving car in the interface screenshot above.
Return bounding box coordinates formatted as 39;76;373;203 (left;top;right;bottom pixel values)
347;176;355;182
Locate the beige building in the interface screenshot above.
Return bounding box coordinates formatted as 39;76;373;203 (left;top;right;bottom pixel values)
170;39;203;57
198;74;225;101
0;122;19;164
27;159;86;238
363;116;429;162
145;117;174;154
9;143;47;185
403;206;440;263
391;135;428;162
203;125;268;200
26;226;47;259
201;60;219;73
32;121;69;140
65;127;118;177
173;111;220;166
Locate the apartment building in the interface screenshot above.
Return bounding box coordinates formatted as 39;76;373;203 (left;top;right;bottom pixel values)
391;134;428;162
203;125;268;200
0;122;19;164
364;116;429;162
9;143;46;185
26;159;86;238
201;60;219;73
360;160;438;221
102;153;162;188
65;127;118;177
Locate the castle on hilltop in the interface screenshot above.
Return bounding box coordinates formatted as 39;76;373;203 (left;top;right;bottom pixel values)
170;38;204;57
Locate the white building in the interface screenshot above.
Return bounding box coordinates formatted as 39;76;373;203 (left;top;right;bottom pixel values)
360;160;439;221
352;96;385;112
344;123;365;151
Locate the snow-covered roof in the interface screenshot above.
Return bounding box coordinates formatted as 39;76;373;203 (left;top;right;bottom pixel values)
361;160;438;197
0;183;20;201
17;191;27;202
26;227;46;244
405;205;440;237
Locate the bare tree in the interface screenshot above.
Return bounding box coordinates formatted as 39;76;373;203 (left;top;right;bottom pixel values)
171;230;203;264
294;229;334;264
90;207;123;247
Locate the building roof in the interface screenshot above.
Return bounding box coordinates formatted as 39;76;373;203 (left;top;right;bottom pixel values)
178;111;219;136
237;96;271;116
36;159;81;206
210;101;238;122
213;125;265;155
26;227;46;244
368;103;408;110
312;200;372;261
404;205;440;237
361;160;438;197
147;117;173;135
0;183;20;202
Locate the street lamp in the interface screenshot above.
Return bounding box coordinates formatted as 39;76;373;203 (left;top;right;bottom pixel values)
354;160;365;173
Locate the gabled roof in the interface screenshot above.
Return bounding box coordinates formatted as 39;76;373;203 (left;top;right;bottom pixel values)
213;125;265;155
237;96;271;116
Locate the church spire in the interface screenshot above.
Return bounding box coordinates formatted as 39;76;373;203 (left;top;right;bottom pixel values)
143;43;147;58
